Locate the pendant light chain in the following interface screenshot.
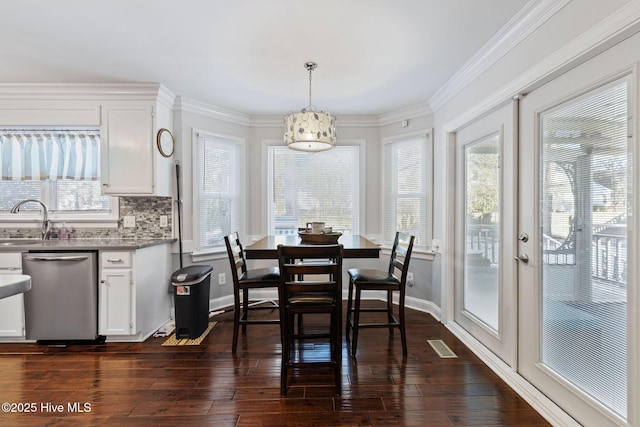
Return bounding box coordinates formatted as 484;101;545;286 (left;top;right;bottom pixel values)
308;66;313;110
305;61;317;111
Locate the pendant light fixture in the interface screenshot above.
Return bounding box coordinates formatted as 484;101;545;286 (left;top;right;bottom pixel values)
284;61;336;152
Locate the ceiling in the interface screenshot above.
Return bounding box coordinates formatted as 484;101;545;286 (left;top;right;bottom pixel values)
0;0;531;116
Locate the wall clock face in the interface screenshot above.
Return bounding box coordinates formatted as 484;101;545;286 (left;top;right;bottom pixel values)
157;128;174;157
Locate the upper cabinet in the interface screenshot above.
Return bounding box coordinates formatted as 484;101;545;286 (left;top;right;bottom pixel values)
101;104;155;195
0;83;176;197
99;87;175;196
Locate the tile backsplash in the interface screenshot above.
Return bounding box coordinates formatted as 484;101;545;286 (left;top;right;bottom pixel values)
1;196;173;240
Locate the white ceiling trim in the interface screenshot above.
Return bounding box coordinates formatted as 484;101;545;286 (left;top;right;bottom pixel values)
428;0;572;112
0;83;165;102
378;102;433;127
175;96;251;127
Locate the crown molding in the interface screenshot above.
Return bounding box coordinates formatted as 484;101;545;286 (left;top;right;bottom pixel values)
341;115;384;127
156;84;176;109
174;96;250;126
429;0;571;112
0;83;166;101
443;0;640;133
378;102;433;126
248;115;283;127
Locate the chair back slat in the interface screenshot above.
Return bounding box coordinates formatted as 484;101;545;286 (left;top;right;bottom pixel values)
278;244;343;300
224;232;248;284
387;232;415;282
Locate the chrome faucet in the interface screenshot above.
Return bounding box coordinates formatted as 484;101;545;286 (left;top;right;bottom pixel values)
10;199;51;240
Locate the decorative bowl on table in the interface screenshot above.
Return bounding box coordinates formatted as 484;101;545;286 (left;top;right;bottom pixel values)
298;232;343;244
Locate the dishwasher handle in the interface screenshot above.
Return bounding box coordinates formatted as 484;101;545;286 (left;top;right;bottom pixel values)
24;255;91;262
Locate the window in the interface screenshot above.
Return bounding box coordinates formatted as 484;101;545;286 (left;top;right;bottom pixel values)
268;145;360;235
193;131;245;252
383;131;432;247
0;129;115;221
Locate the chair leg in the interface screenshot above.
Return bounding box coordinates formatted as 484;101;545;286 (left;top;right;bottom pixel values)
232;291;241;353
399;292;407;356
333;308;341;395
387;290;394;335
351;286;361;357
281;312;292;396
345;277;354;347
242;290;249;333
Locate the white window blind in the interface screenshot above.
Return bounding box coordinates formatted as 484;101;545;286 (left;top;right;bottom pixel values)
194;132;245;252
268;145;360;235
539;79;629;417
383;132;432;246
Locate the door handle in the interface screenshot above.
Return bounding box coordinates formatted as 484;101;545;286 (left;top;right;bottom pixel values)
24;255;89;262
514;253;529;264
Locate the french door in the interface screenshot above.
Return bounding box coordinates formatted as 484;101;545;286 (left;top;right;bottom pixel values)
454;102;517;364
517;35;637;425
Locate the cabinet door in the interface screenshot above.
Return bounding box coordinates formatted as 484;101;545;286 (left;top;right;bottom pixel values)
99;269;135;335
0;254;25;337
101;105;154;195
0;293;25;337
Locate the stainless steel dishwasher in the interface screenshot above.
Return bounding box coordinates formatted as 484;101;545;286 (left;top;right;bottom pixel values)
22;251;99;341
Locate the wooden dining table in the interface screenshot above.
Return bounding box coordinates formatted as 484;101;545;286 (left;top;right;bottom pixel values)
244;234;381;259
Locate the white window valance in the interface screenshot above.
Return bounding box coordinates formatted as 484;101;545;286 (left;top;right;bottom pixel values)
0;130;100;181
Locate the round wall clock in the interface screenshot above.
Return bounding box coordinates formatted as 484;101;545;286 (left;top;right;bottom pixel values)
156;128;174;157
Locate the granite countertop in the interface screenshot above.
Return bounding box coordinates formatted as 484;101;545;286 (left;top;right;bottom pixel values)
0;238;177;251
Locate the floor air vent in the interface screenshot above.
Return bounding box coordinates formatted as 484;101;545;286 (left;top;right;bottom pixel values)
427;339;458;358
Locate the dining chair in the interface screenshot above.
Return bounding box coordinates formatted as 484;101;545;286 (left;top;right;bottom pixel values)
346;231;415;356
224;232;280;353
277;244;343;396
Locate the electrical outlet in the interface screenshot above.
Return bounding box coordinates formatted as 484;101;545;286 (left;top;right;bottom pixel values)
123;215;136;228
407;272;415;287
218;273;226;286
159;215;168;227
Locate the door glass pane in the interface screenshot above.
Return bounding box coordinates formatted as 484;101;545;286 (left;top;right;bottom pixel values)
464;133;500;331
540;80;628;417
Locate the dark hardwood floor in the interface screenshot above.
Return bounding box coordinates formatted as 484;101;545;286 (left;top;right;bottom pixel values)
0;302;550;426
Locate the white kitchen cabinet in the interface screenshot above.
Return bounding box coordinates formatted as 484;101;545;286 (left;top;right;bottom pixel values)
100;91;174;197
0;253;25;338
100;105;155;195
99;245;172;341
99;251;135;335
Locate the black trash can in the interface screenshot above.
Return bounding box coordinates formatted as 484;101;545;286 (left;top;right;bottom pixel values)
171;265;213;339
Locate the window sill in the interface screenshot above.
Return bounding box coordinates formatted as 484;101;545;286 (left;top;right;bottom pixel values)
191;247;227;263
379;243;436;261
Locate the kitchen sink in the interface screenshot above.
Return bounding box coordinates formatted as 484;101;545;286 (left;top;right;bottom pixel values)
0;239;39;246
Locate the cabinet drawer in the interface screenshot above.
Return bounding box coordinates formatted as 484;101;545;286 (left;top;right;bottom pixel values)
101;251;132;268
0;253;22;270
